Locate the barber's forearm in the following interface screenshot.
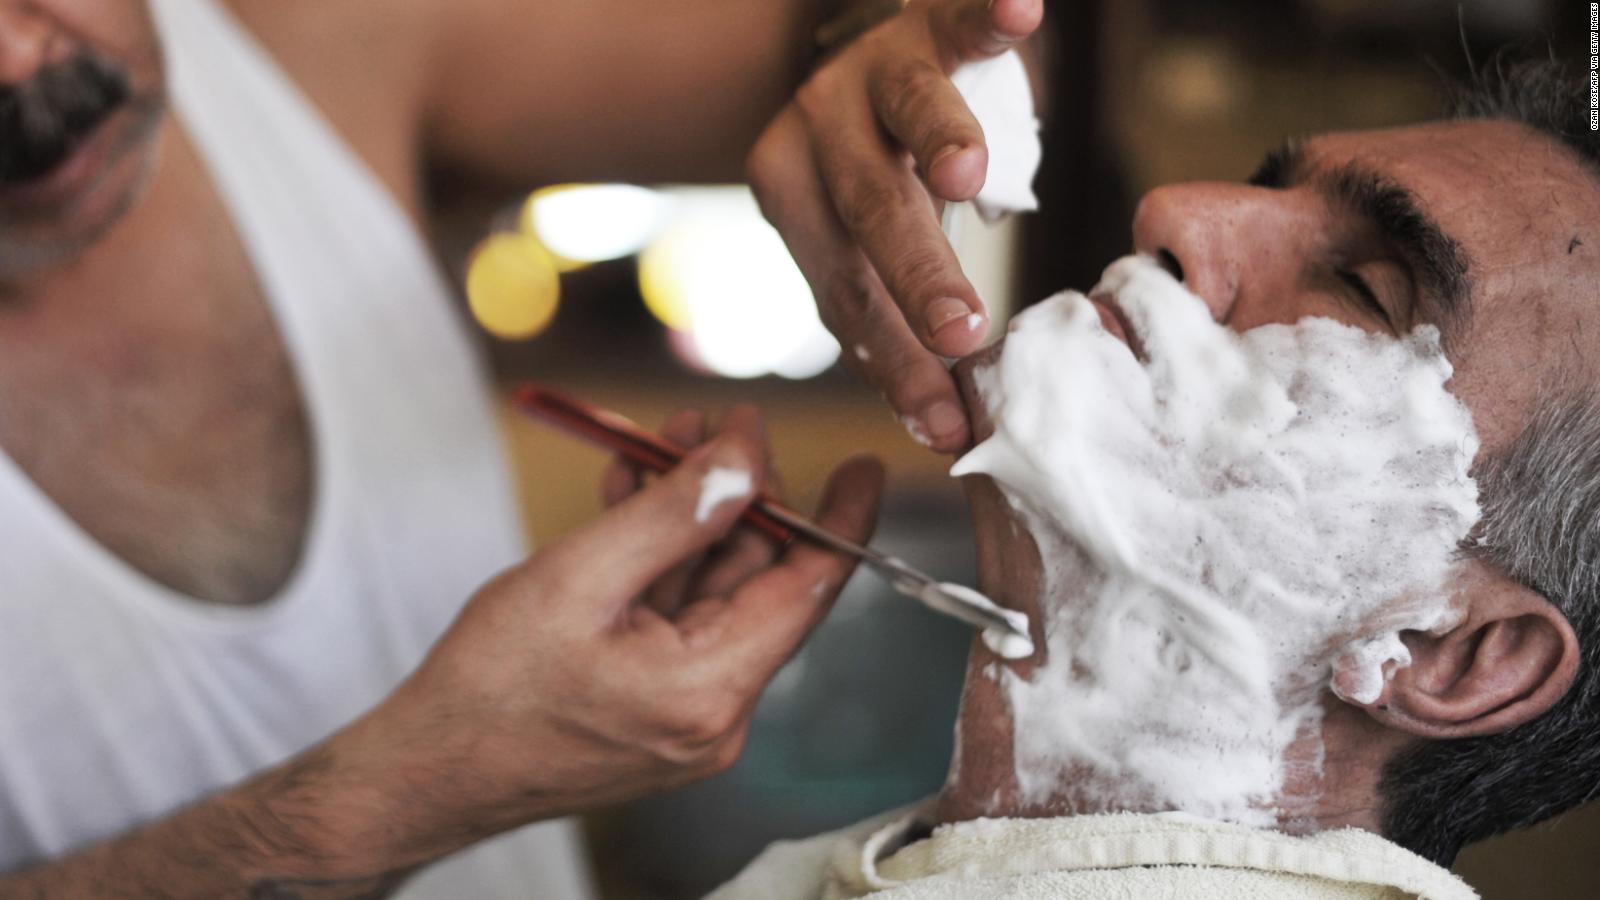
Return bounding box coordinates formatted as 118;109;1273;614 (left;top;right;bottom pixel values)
425;0;849;186
0;734;427;900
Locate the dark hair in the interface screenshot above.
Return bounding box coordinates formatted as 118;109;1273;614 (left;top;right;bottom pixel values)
1447;54;1599;174
0;51;129;185
1379;56;1600;866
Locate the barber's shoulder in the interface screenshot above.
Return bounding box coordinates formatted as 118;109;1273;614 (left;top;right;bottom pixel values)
221;0;436;205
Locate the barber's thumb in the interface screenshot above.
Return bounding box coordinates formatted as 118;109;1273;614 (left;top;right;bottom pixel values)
558;435;764;607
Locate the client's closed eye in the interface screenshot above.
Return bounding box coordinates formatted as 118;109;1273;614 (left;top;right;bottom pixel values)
1335;268;1390;326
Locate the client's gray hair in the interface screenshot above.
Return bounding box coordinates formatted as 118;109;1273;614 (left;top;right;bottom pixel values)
1383;392;1600;864
1379;54;1600;866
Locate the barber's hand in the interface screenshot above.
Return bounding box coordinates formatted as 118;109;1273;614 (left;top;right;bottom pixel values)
349;405;883;861
747;0;1043;452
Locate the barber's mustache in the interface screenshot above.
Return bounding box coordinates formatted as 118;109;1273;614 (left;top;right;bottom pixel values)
0;53;131;185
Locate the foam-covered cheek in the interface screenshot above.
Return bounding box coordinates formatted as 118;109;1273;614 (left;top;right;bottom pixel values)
951;254;1481;824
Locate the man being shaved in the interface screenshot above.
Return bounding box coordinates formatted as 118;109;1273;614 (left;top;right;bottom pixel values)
717;58;1599;898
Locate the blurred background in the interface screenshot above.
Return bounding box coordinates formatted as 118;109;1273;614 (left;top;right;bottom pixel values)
431;0;1595;896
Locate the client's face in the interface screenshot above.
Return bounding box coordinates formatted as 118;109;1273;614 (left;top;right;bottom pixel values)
940;118;1599;826
0;0;166;280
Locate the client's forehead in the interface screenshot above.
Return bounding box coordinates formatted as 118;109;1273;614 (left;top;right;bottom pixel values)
1302;120;1599;452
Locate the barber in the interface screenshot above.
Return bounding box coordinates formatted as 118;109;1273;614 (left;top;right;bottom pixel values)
0;0;1039;896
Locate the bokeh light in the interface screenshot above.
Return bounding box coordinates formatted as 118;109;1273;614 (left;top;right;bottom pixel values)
466;232;561;340
522;184;675;270
638;188;839;380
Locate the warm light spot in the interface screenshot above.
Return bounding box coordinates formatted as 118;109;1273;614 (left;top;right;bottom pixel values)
638;188;839;380
522;184;674;271
466;232;560;340
637;227;696;333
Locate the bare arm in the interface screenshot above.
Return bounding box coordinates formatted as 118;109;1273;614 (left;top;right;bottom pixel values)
420;0;838;186
1;412;882;900
0;739;419;900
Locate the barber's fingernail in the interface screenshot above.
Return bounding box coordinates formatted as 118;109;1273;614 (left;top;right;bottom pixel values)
899;414;933;448
927;297;977;337
924;401;966;443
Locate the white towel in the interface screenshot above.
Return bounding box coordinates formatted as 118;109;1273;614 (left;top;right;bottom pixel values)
706;803;1478;900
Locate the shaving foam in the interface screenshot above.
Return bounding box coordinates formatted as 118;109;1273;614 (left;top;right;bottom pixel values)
919;582;1035;660
951;255;1480;825
951;50;1041;222
695;467;752;524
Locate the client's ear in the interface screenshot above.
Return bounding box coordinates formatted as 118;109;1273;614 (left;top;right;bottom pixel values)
1345;563;1579;739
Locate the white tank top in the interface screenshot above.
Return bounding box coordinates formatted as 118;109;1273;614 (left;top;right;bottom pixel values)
0;1;594;896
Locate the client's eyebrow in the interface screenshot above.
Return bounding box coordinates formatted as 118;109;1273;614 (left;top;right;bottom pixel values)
1246;139;1474;343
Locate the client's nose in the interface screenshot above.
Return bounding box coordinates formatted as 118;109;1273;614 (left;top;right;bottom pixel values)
0;4;53;86
1132;181;1322;326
